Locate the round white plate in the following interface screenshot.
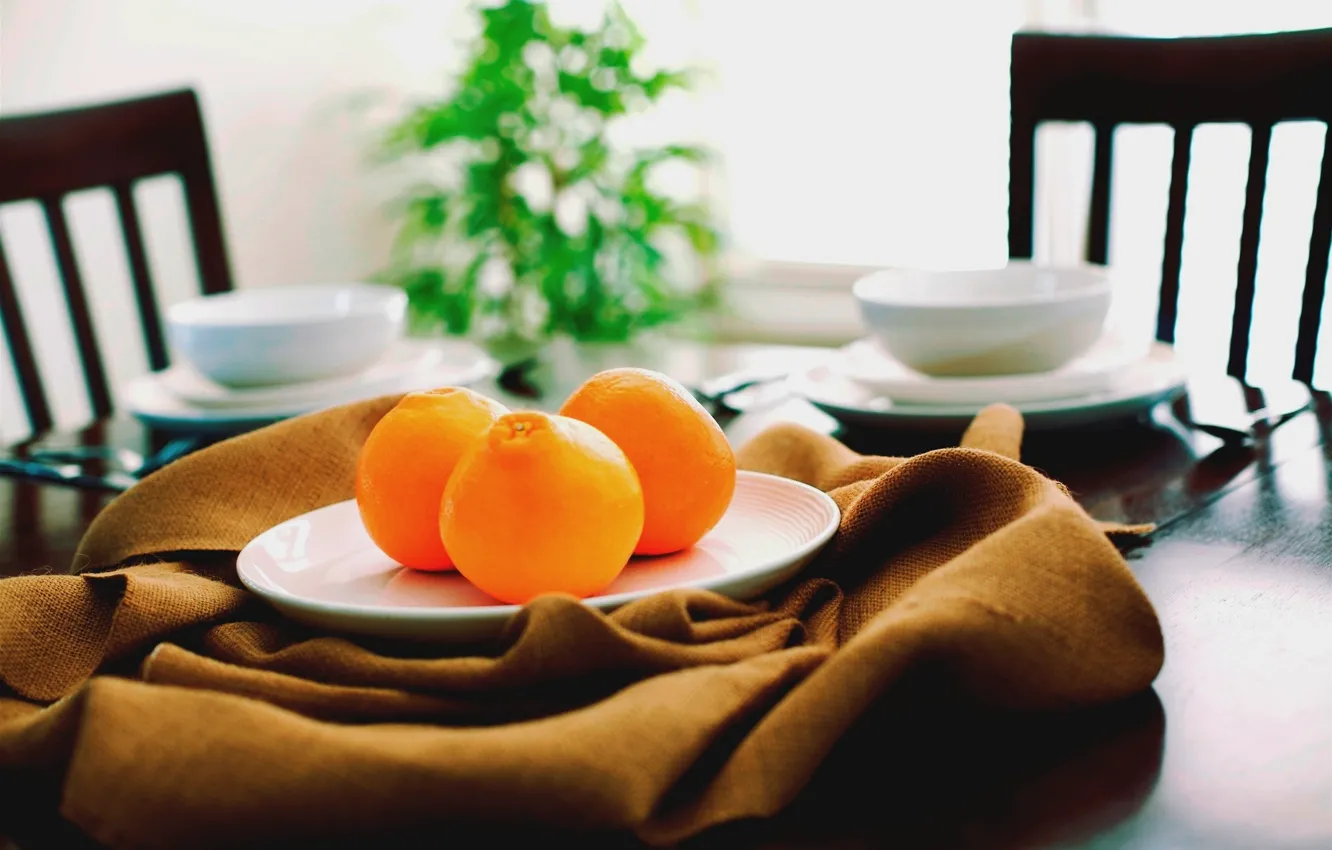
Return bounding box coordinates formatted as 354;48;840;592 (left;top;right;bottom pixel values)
125;339;496;434
833;331;1150;405
237;471;840;642
158;344;447;409
793;343;1187;429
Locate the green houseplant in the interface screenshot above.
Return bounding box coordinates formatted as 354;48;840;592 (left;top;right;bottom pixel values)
379;0;722;363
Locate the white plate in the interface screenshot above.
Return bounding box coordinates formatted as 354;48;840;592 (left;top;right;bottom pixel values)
125;339;496;434
159;343;447;409
833;331;1150;405
237;471;840;642
794;342;1187;429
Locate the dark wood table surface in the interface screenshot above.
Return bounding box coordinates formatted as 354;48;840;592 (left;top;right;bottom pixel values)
3;344;1330;850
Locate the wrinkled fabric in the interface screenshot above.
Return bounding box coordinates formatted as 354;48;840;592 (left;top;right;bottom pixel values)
0;398;1163;849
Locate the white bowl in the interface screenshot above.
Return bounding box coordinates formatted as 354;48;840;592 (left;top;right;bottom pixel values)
852;263;1113;376
166;283;407;387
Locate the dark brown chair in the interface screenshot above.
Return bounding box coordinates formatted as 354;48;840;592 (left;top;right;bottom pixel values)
0;88;234;435
1008;28;1332;384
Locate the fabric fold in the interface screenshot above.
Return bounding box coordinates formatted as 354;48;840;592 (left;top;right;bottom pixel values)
0;397;1163;849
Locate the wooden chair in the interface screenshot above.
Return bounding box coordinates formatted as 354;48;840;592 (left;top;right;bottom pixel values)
1008;28;1332;384
0;88;234;436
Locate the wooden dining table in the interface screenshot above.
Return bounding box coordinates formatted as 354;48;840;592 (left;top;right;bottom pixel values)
2;342;1330;850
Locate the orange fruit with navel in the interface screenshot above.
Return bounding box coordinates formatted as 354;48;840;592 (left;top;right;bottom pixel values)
440;411;644;603
559;367;736;555
355;387;508;570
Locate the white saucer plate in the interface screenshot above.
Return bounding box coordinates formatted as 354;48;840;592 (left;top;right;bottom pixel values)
125;339;496;433
794;343;1187;429
159;343;448;409
237;471;840;642
833;331;1150;405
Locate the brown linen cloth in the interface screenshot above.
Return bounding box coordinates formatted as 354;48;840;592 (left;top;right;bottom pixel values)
0;397;1163;849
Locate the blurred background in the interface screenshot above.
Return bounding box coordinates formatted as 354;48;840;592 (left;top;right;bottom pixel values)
4;0;1332;440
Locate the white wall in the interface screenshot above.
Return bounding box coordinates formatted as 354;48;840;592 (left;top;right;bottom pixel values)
0;0;468;438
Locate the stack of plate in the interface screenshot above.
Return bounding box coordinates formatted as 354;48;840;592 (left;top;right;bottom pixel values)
124;284;495;434
793;264;1188;429
794;333;1186;429
126;339;495;433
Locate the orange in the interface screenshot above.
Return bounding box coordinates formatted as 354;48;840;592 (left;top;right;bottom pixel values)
440;411;644;603
355;387;508;570
559;367;736;555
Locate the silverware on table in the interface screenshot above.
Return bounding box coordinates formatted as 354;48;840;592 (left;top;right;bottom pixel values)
1174;403;1310;443
25;445;146;471
0;435;207;492
0;457;139;491
690;368;792;422
1171;377;1313;443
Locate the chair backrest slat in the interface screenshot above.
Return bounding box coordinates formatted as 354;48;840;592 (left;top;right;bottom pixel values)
0;88;233;436
1086;121;1115;266
1007;118;1037;261
40;196;113;419
0;237;53;433
1293;138;1332;384
1010;28;1332;385
1228;123;1274;378
1156;124;1195;345
180;159;233;297
112;182;168;371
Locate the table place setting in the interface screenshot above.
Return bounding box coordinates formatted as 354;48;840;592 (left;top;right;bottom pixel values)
789;262;1191;429
0;283;498;492
123;283;495;434
683;263;1310;445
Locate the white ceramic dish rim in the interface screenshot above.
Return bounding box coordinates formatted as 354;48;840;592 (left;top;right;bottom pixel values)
236;470;841;622
167;283;406;328
125;345;497;425
852;263;1113;310
831;332;1149;404
162;344;449;408
791;342;1187;419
